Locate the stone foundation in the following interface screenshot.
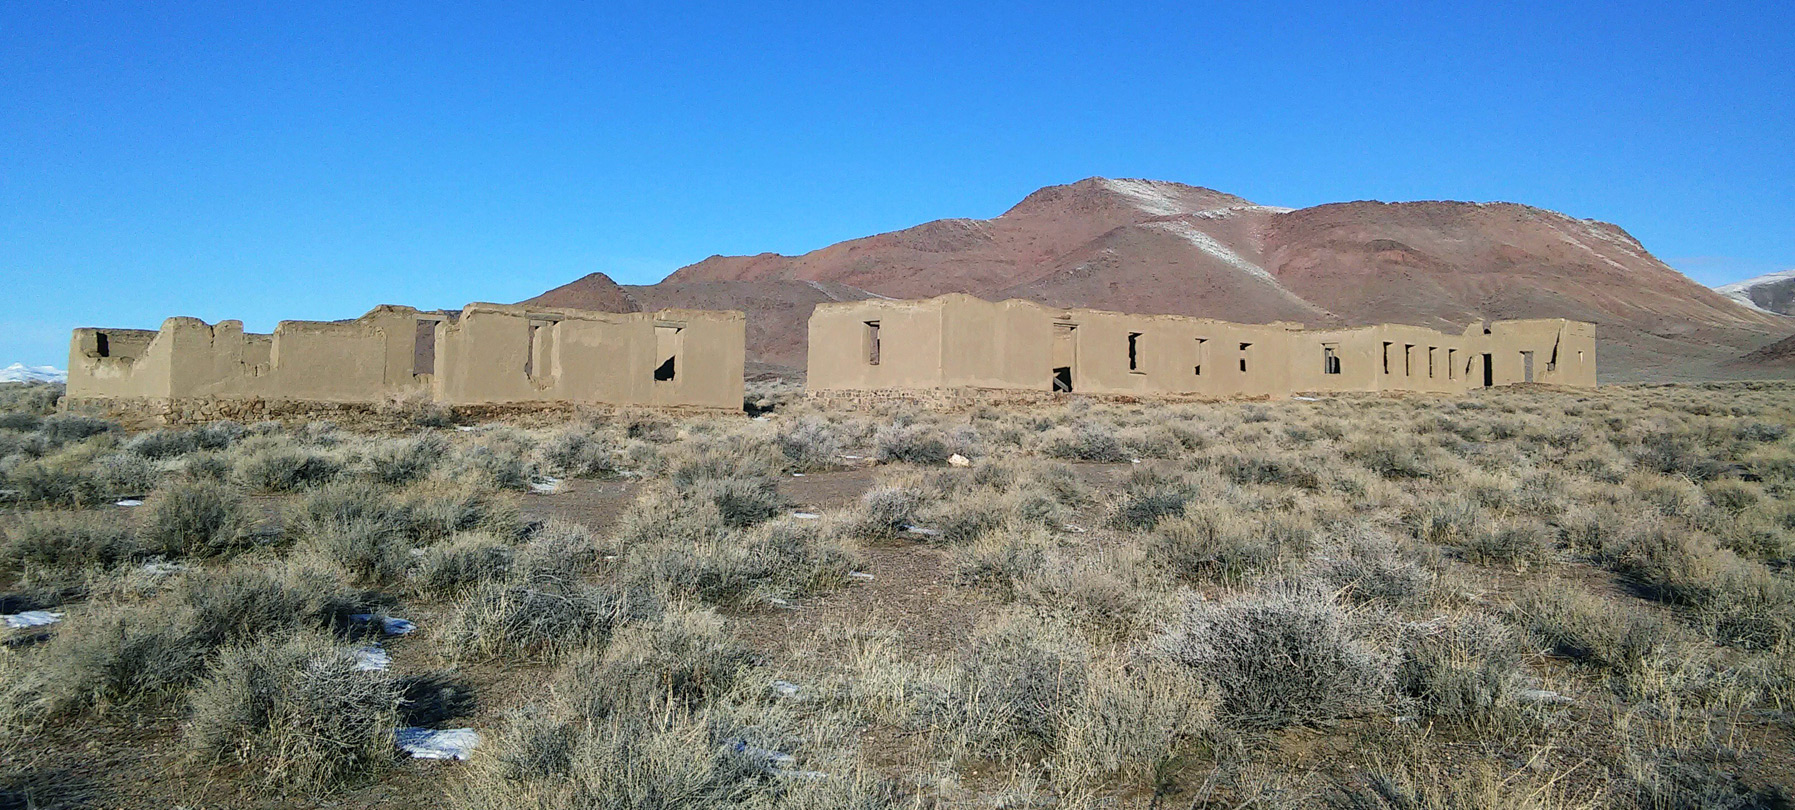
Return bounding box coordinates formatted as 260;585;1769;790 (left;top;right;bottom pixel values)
61;396;741;429
804;387;1282;409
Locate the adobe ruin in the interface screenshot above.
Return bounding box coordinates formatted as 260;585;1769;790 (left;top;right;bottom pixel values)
807;294;1595;398
66;302;745;423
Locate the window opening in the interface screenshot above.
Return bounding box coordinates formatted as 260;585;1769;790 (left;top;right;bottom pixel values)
655;324;683;382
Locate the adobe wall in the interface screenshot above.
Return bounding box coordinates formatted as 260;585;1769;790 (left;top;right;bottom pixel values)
806;295;1598;397
68;302;746;416
69;307;431;406
433;303;743;410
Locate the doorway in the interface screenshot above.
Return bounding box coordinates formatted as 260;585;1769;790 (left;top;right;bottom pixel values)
1521;351;1535;383
1052;323;1077;392
1482;353;1494;387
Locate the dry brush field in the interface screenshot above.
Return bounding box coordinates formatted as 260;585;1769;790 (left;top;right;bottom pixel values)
2;380;1794;809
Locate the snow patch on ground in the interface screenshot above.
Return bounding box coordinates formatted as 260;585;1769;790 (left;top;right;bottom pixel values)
1144;221;1278;284
0;364;65;384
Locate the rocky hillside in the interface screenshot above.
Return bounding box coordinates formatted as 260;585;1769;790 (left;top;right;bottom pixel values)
528;178;1793;380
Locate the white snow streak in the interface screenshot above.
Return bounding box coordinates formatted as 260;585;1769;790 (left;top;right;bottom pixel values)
1144;221;1279;284
1099;179;1191;216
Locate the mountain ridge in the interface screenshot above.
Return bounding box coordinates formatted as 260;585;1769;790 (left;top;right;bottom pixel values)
526;178;1792;380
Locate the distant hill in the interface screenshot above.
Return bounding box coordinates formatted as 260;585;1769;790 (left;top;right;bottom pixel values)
0;363;66;384
527;178;1794;381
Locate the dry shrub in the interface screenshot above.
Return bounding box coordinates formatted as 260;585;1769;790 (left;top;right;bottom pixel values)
185;632;400;789
1510;585;1667;672
776;416;844;471
1152;504;1294;585
413;532;515;596
1347;436;1439;479
953;525;1056;593
2;511;143;580
1040;420;1130;462
930;614;1091;757
557;606;755;721
1107;470;1201;532
1462;517;1555;572
143;478;256;557
290;481;414;584
1309;530;1439;610
534;427;611;477
367;433;449;485
1396;613;1527;723
0;562;361;723
1153;583;1393;730
845;479;930;540
405;482;521;542
234;442;340;492
873;422;951;465
515;518;602;584
443;579;653;662
623;518;857;606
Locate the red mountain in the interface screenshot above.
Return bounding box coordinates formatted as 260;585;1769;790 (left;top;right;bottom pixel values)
527;178;1793;380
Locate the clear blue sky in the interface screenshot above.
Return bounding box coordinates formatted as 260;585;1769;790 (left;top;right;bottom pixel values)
4;1;1791;366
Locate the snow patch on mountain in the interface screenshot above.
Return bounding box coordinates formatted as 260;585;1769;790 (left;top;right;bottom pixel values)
1142;220;1278;284
1715;269;1795;314
1099;178;1196;217
0;363;66;384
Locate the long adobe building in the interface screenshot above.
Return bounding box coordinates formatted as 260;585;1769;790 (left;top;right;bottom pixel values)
806;294;1594;398
66;302;745;422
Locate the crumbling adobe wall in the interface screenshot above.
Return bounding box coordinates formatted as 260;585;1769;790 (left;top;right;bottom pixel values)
806;294;1598;397
433;303;743;409
68;302;745;413
69;307;430;406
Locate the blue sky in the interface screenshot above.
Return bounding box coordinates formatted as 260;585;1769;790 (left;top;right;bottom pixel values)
3;1;1791;366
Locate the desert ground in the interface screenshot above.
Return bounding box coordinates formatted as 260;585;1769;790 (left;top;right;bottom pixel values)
2;381;1793;809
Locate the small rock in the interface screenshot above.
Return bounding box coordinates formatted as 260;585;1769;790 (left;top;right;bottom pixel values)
847;571;875;581
1517;689;1573;705
791;512;821;520
771;680;801;697
947;453;970;467
115;499;144;507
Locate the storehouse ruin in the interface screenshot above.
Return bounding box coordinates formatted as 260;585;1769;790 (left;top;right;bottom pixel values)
66;302;745;421
807;294;1595;398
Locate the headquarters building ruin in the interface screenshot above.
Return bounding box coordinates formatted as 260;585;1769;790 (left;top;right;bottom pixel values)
807;294;1595;399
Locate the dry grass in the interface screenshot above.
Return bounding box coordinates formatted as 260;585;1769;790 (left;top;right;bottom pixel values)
2;382;1793;808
